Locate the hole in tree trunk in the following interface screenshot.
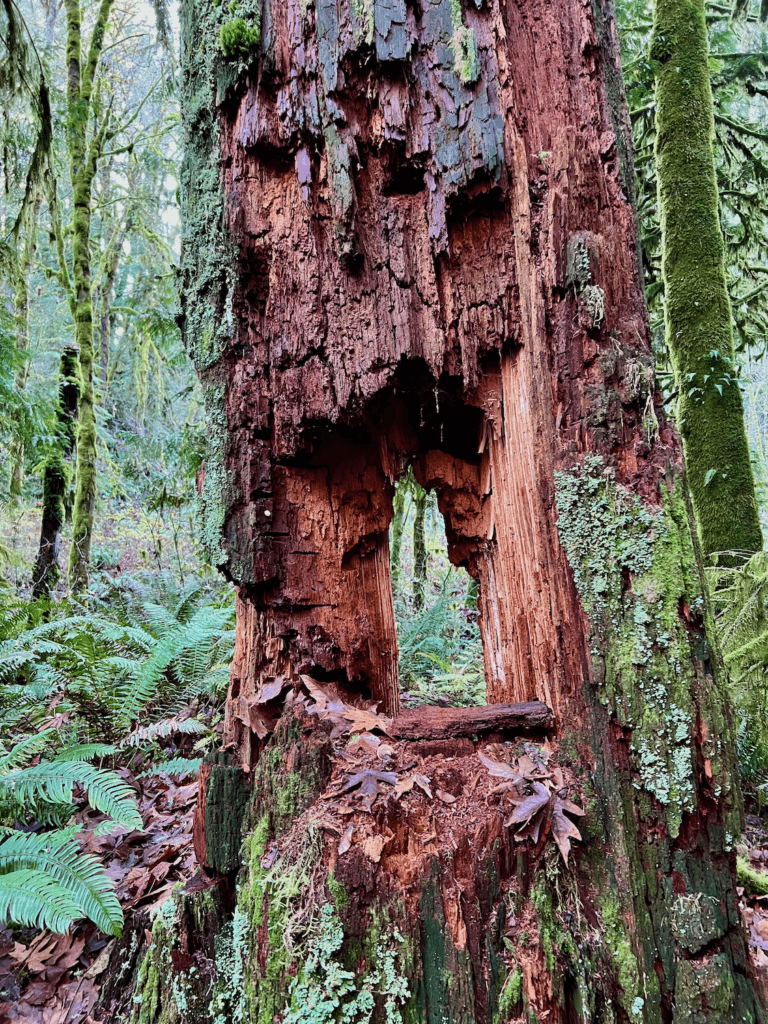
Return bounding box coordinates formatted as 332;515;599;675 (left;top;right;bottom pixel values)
390;471;483;710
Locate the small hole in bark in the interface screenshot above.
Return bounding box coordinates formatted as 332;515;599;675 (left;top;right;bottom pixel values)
380;144;426;196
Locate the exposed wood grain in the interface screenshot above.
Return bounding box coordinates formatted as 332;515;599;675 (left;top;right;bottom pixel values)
391;701;554;740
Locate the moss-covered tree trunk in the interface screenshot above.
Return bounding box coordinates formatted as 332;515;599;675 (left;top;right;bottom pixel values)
652;0;763;559
32;345;79;599
108;1;767;1021
9;199;41;503
412;484;428;611
64;0;114;590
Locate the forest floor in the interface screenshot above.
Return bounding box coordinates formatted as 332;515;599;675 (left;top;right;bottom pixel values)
0;499;198;598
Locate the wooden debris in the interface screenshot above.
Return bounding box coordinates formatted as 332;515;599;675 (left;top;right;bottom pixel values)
391;701;554;741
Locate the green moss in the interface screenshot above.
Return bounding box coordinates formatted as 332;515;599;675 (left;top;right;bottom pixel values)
554;455;739;838
600;894;644;1022
449;0;480;85
493;968;522;1024
653;0;762;556
219;16;260;59
201;749;251;874
327;874;349;911
737;856;768;895
180;0;246;567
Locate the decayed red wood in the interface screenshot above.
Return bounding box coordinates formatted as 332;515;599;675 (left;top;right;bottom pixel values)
214;0;672;738
391;701;554;740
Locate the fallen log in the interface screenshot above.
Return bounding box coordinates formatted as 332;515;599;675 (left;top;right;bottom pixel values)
390;700;554;740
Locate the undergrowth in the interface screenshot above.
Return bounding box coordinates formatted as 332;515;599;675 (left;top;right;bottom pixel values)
0;568;234;935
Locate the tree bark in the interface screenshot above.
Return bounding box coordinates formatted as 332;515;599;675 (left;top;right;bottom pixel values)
390;476;407;600
119;0;767;1021
65;0;114;591
32;345;79;599
412;484;428;611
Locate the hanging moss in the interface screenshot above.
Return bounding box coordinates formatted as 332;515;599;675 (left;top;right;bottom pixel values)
652;0;762;558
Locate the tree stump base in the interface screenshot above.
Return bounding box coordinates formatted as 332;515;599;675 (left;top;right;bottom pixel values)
110;704;765;1023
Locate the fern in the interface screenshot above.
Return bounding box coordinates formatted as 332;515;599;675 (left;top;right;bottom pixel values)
0;830;123;935
125;717;207;746
0;869;81;933
708;551;768;780
138;756;202;779
0;761;143;830
0;729;56;772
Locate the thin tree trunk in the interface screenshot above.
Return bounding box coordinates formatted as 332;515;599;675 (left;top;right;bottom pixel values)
64;0;114;590
412;485;427;611
32;345;79;599
653;0;763;558
9;197;41;502
390;478;406;600
107;0;768;1021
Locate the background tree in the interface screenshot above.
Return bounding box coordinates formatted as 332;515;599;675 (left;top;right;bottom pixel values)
653;0;763;556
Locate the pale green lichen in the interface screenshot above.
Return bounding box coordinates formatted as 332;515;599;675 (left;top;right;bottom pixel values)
554;455;707;836
285;904;409;1024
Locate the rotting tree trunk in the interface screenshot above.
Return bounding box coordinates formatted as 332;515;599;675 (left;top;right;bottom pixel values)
113;1;767;1022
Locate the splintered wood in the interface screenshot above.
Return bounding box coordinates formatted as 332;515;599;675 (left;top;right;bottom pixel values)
205;0;675;744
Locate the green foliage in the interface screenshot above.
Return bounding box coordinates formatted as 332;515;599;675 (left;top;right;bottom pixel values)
219;17;261;59
389;475;483;707
0;568;232;936
707;550;768;791
0;569;234;739
0;828;123;934
0;761;142;830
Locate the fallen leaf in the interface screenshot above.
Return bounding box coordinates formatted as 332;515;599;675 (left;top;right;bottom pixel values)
507;782;550;825
551;806;583;866
556;796;585;818
343;707;392;736
478;752;523;783
412;772;433;799
395;776;415;797
83;941;115;979
335;770;397;812
254;677;286;703
338;825;354;855
348;732;380;755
